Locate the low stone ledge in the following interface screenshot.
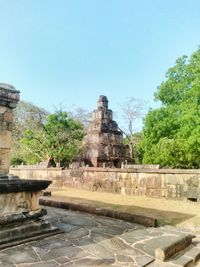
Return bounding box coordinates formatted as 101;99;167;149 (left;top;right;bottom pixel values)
81;167;200;174
171;256;193;267
0;208;47;225
11;167;200;175
0;220;62;250
39;198;157;227
155;234;195;261
185;247;200;262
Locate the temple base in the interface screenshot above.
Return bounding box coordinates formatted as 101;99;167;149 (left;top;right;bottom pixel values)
0;218;62;250
0;178;62;250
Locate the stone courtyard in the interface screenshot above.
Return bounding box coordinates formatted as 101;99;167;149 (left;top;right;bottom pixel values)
0;86;199;267
0;206;199;267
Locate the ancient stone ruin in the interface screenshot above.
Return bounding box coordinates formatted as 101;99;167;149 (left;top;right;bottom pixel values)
82;95;130;167
0;84;19;175
0;83;60;249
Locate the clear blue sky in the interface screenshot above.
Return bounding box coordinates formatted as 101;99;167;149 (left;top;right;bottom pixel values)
0;0;199;131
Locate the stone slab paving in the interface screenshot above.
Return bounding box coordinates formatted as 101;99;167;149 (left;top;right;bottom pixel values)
0;206;199;267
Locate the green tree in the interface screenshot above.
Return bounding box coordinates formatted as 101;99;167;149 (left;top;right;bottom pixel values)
138;48;200;168
123;132;142;163
11;101;49;165
21;110;85;167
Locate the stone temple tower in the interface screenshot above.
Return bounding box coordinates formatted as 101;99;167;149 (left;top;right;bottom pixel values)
83;95;130;167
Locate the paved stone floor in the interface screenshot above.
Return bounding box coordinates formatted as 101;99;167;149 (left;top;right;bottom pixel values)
0;207;199;267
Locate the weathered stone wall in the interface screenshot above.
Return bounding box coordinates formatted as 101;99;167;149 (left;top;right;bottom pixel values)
0;84;20;174
10;167;200;201
0;106;13;174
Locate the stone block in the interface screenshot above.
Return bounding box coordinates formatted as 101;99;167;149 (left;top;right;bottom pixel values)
138;177;147;188
155;234;194;261
164;185;177;198
146;189;164;197
0;131;12;148
135;188;146;196
185;247;200;261
171;256;193;267
69;170;83;178
4;111;13;123
186;187;199;199
0;149;10;174
186;176;199;187
0;219;61;250
146;175;162;189
165;174;180;185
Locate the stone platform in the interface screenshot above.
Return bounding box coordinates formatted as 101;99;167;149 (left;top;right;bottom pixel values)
0;206;199;267
0;179;61;249
0;217;61;251
0;84;62;250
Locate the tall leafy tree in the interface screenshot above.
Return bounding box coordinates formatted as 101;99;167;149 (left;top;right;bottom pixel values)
11;101;49;165
138;48;200;168
21;110;85;167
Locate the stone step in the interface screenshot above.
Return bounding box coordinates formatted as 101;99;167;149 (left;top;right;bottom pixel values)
169;244;200;267
0;219;63;250
133;229;195;262
147;241;200;267
155;233;195;261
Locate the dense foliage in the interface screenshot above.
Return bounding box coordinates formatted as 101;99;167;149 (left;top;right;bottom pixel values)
11;102;85;167
21;110;84;167
138;48;200;168
11;101;49;165
123;132;142;163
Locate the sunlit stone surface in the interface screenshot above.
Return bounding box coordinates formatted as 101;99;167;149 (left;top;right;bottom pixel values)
0;84;60;249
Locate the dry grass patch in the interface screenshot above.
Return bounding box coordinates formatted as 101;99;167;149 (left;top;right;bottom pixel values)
50;188;200;231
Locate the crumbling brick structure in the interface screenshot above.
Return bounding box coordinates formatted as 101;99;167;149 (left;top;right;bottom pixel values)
82;95;130;167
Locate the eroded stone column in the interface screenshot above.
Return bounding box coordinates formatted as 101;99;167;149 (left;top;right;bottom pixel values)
0;83;20;174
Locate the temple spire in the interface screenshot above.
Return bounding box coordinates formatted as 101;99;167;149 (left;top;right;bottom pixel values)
82;95;130;167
